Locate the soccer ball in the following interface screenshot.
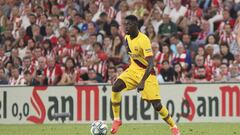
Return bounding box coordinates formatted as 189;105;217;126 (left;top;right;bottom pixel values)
90;120;108;135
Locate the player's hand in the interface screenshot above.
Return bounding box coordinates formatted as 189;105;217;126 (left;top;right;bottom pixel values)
137;81;145;92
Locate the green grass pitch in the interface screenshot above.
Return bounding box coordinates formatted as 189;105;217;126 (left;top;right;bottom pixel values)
0;123;239;135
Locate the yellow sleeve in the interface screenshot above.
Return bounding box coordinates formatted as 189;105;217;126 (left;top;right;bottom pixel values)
141;36;153;58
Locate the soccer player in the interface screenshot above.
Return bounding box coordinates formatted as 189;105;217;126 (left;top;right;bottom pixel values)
111;15;180;135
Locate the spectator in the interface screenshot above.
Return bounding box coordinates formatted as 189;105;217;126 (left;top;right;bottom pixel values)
169;0;187;23
101;13;118;36
44;25;58;45
84;42;108;80
173;63;185;83
199;20;211;42
116;66;124;76
132;1;147;19
32;25;43;44
35;56;47;86
196;46;205;57
26;38;36;51
193;66;211;82
219;63;230;82
108;36;127;66
63;35;82;63
182;34;193;52
143;23;156;41
58;57;78;85
157;73;165;83
33;47;43;66
0;67;8;84
151;7;163;35
8;47;19;64
44;57;63;85
17;38;27;59
205;34;220;55
0;0;239;84
204;45;214;67
22;56;34;75
0;47;8;65
103;36;112;55
182;72;194;83
193;55;212;81
3;39;13;57
0;9;7;33
39;14;47;36
219;24;236;46
23;70;40;86
156;43;174;70
24;49;32;58
220;42;234;65
173;43;191;70
89;2;101;22
234;52;240;67
229;63;240;82
42;39;55;58
101;0;116;20
152;42;161;68
12;57;22;74
0;57;5;68
106;66;117;84
80;68;103;84
169;34;180;55
185;0;203;23
9;67;25;85
115;1;131;28
82;33;96;57
160;60;174;82
110;21;120;39
158;14;177;37
218;9;235;34
5;61;12;77
212;54;222;82
26;14;37;38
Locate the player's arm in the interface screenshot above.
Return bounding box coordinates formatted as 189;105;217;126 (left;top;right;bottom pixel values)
137;36;154;91
137;56;154;91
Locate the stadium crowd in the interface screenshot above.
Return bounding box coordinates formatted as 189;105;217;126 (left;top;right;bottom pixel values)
0;0;240;86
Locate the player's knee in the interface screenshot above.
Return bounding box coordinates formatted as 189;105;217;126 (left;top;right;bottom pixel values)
112;79;126;92
152;101;163;112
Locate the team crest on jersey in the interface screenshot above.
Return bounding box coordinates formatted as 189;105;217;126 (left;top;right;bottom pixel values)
134;46;139;52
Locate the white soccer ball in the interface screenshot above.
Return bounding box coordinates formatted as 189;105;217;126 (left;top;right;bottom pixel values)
90;120;108;135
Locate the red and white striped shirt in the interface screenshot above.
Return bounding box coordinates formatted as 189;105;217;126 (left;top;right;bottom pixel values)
185;7;202;22
205;55;213;67
44;64;63;85
9;75;26;86
219;32;236;45
173;52;187;68
58;44;82;63
155;52;174;65
64;67;82;82
22;65;35;75
218;19;235;34
0;55;9;65
88;60;108;80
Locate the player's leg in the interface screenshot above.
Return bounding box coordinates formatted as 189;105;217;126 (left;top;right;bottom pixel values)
111;79;126;120
111;68;139;134
151;100;180;135
141;75;180;135
151;100;175;127
111;79;126;134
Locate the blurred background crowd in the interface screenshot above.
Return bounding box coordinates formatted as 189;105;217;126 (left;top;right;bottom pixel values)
0;0;240;86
